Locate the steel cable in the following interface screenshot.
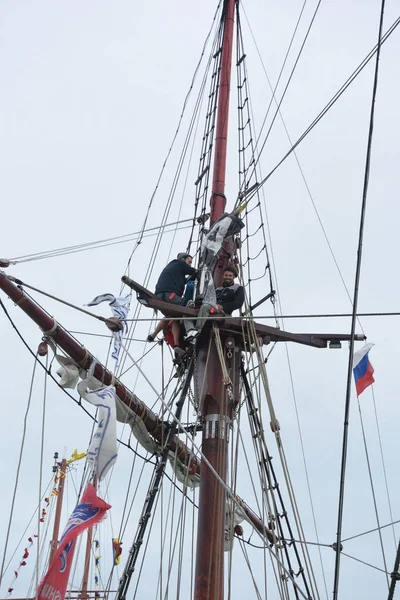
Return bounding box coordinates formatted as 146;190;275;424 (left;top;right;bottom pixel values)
332;0;387;596
243;14;400;204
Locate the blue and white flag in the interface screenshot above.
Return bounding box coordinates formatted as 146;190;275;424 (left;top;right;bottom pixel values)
80;385;118;481
86;293;130;369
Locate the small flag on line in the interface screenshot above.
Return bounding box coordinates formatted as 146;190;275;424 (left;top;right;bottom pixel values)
113;538;123;565
353;343;375;396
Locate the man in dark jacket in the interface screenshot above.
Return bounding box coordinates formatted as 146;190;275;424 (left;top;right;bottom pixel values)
184;266;244;340
214;267;244;314
154;253;197;302
148;253;197;355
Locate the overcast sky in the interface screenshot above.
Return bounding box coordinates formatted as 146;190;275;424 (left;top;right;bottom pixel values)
1;1;400;598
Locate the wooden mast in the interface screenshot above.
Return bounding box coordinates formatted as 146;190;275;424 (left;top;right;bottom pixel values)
79;475;98;600
48;456;67;564
194;2;236;599
0;0;367;590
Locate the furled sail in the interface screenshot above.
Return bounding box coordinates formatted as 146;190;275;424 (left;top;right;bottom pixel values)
198;210;244;304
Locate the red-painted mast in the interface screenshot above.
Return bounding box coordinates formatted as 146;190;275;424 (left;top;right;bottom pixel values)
194;2;236;599
209;0;236;286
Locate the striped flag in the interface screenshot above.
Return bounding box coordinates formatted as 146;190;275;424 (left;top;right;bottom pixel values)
353;343;375;396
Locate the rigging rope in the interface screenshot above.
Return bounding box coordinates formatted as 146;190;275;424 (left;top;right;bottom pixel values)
332;0;387;596
187;15;225;256
0;295;287;597
388;541;400;600
235;8;276;310
0;353;38;589
238;269;320;599
1;293;353;597
123;6;222;284
35;355;48;597
371;387;398;553
357;397;390;586
115;3;224;382
137;352;311;598
0;298;156;465
1;477;53;580
8;221;194;264
241;2;364;337
241;361;317;599
283;342;330;600
237;427;288;598
238;539;265;600
116;361;195;600
342;519;400;544
239;0;323;196
6;273;400;327
341;551;390;577
238;0;309;195
241;14;400;204
124;0;223;271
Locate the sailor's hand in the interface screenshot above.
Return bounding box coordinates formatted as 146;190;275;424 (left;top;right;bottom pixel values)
216;304;224;313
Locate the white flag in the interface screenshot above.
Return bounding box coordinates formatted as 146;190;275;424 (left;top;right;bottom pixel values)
80;385;118;481
86;293;130;369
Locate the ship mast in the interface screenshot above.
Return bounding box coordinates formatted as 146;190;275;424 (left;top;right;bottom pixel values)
79;475;97;600
194;1;236;599
48;456;67;564
0;1;367;595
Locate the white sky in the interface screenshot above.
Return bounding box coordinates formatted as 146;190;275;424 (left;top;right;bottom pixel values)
1;0;400;598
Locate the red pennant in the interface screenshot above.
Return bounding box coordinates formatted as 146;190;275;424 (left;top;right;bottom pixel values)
40;518;44;523
14;571;18;577
20;561;27;567
28;537;33;543
8;588;14;593
22;548;29;559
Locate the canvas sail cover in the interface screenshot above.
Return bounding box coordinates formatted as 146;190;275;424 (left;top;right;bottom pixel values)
56;355;80;389
198;211;244;303
168;452;200;489
115;396;158;455
224;500;245;552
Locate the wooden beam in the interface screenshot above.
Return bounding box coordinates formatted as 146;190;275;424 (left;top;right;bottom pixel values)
121;276;366;349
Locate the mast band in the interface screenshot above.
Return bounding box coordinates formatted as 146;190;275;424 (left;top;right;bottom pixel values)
204;414;230;440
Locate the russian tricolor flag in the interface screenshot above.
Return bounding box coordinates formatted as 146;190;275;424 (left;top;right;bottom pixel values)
353;343;375;396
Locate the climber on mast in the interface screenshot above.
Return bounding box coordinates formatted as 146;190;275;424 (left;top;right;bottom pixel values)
184;265;244;340
147;252;197;355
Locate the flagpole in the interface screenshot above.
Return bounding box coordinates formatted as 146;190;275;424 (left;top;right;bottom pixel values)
79;474;98;600
48;457;67;564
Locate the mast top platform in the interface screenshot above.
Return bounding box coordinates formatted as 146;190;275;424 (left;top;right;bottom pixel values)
122;276;366;349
